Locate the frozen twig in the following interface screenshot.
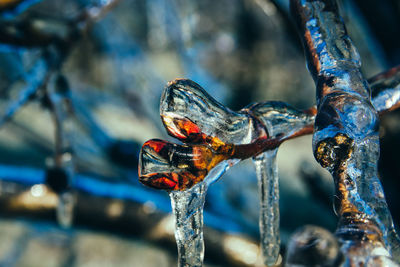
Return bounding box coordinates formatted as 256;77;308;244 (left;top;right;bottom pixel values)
291;0;400;264
370;65;400;115
140;79;316;189
139;79;316;265
139;67;400;265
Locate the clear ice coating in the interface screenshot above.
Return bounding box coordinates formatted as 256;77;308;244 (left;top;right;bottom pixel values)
169;183;207;267
369;65;400;114
140;138;235;266
291;0;400;264
139;70;400;265
139;78;318;266
248;101;315;266
160;79;256;145
253;149;280;266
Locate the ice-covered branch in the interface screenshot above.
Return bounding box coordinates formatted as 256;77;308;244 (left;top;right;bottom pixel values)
140;78;317;266
140;74;400;265
139;79;316;190
291;0;400;264
370;65;400;115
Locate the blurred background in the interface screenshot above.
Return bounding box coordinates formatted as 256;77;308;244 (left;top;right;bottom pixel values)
0;0;399;266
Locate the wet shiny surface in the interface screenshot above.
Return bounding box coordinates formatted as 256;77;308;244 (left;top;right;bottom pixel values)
139;78;319;266
139;79;316;191
292;0;400;264
139;71;400;265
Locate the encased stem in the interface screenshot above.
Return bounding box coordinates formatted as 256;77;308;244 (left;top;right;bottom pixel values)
291;0;400;264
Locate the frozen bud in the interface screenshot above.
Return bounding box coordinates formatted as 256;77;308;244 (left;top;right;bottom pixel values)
161;79;255;144
139;139;232;191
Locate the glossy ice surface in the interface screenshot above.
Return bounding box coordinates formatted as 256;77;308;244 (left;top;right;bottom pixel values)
170;183;207;267
254;149;280;266
138;2;400;264
292;0;400;264
138;70;400;266
140;79;316;191
139;139;231;191
139;79;317;266
370;66;400;114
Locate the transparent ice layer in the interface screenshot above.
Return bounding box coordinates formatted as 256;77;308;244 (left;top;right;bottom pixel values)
140;79;317;266
292;0;400;264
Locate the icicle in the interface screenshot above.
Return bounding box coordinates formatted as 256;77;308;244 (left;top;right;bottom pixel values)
168;159;235;267
140;133;237;267
247;101;315;266
253;149;280;266
170;183;207;267
56;190;75;228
